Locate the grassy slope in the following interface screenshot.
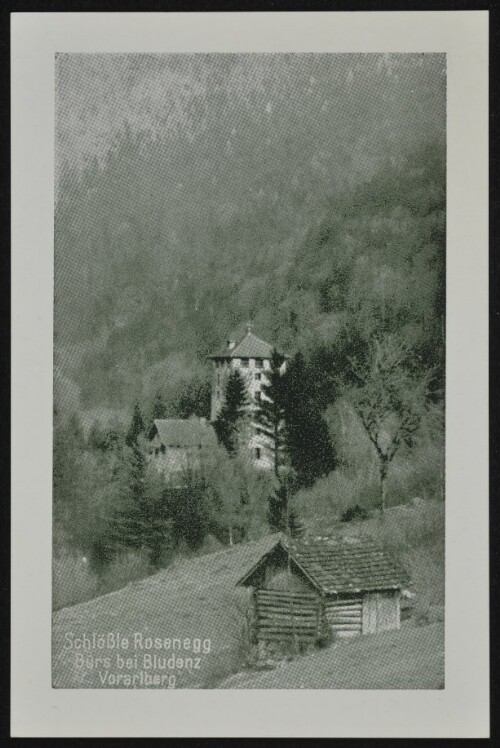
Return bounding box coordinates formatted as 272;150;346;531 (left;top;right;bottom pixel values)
219;621;444;689
53;501;444;689
53;534;278;688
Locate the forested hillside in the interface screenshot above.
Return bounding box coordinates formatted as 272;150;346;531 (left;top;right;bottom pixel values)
55;139;444;417
53;54;445;607
55;54;445;421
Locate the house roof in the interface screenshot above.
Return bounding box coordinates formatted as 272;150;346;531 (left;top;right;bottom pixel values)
152;418;216;449
237;535;409;594
209;330;286;360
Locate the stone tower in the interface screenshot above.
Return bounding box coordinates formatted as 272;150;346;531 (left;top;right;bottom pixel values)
208;325;287;468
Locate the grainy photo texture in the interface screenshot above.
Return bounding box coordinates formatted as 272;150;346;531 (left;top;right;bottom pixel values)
52;54;446;689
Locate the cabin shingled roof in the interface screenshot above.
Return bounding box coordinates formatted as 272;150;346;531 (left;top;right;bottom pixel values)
209;330;286;360
152;419;216;449
237;535;409;594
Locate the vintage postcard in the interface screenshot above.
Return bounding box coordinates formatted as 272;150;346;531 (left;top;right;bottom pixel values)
11;12;488;738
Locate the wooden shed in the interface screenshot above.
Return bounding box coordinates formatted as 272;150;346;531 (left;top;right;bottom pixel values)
237;535;409;645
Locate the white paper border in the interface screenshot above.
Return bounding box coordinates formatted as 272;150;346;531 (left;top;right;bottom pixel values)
11;11;489;738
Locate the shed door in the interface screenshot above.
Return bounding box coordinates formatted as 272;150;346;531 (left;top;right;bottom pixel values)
362;591;400;634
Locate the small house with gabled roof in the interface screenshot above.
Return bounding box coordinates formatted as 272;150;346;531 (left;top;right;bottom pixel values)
209;324;288;468
147;417;216;484
237;535;409;645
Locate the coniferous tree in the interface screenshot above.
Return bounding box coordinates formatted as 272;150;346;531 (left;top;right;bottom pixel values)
285;352;337;487
108;406;151;560
151;392;168;420
146;392;168;438
165;468;211;551
254;349;291;531
177;377;212;419
255;349;288;476
126;402;145;448
213;368;249;456
138;465;174;568
107;441;146;552
267;481;287;532
53;411;86;551
123;404;147;544
266;471;303;536
106;438;174;568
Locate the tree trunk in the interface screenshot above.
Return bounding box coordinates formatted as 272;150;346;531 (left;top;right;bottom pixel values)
274;423;280;477
379;458;388;513
228;526;234;546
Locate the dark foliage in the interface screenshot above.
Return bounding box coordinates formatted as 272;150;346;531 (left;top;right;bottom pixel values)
267;482;288;533
266;480;303;537
340;504;369;523
165;472;211;551
255;349;288;476
176;378;212;420
284;352;337;487
151;392;168;421
125;402;145;448
53;134;446;580
213;369;249;455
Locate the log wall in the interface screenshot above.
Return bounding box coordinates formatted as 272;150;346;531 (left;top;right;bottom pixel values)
253;588;401;644
324;596;363;637
254;589;321;643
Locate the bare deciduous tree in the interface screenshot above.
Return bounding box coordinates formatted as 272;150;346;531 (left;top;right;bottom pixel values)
348;336;434;512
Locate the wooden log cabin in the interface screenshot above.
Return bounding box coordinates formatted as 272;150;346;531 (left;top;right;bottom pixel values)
237;535;409;645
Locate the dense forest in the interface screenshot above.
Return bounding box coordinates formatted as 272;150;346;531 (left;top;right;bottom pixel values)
55;139;444;416
53;54;445;607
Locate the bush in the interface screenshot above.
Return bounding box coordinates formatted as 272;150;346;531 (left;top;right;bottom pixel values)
197;533;224;556
355;499;444;553
340;504;369;523
294;425;444;533
294;466;381;531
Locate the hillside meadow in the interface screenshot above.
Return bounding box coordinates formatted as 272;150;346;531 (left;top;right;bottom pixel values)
53;499;444;689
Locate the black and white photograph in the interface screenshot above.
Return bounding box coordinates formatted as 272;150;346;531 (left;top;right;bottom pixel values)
52;52;446;690
10;10;488;738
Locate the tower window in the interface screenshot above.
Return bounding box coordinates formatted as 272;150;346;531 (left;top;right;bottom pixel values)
160;444;166;454
255;359;263;369
255;447;261;460
241;359;249;368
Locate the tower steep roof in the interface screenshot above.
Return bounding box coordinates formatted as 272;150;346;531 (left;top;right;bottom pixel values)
209;330;286;360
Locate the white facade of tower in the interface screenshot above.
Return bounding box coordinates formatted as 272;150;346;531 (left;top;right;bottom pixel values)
209;329;286;469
